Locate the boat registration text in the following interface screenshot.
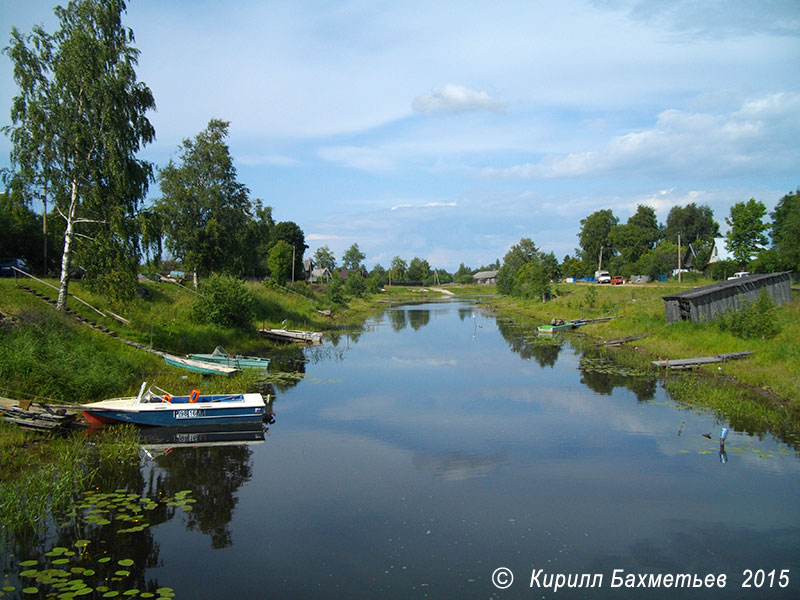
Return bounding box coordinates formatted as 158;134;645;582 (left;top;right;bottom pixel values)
175;409;205;419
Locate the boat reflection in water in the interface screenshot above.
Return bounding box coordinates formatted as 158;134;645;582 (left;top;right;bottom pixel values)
138;423;268;455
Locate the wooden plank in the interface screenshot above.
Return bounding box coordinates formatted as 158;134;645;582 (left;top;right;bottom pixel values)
599;334;650;346
652;351;753;369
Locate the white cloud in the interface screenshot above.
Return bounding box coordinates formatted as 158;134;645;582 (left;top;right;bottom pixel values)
412;84;505;115
237;153;301;167
391;201;457;211
481;93;800;180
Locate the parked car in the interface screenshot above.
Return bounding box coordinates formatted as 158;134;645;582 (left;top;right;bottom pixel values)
727;271;750;280
595;270;611;284
610;276;625;285
0;257;30;277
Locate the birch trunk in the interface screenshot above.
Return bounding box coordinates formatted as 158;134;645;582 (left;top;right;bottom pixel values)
56;180;79;310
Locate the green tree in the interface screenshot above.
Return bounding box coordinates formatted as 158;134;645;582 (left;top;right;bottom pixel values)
192;273;254;328
725;198;769;265
157;119;252;283
608;205;660;265
497;238;538;295
662;203;720;244
770;189;800;272
267;240;293;285
271;221;307;281
368;263;387;285
341;243;366;271
561;255;583;278
313;245;337;273
389;256;407;283
4;0;155;307
578;209;618;272
634;241;678;279
242;201;274;278
344;272;366;297
512;261;552;301
453;263;474;284
407;257;431;283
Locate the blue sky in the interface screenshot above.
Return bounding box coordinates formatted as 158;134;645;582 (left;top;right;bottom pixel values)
1;0;799;270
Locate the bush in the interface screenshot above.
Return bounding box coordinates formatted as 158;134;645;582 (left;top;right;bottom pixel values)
714;289;781;339
192;274;254;328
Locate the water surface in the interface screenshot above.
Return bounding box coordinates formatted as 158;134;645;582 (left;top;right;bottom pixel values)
5;299;799;599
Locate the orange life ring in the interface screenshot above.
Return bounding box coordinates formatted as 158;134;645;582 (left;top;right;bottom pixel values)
162;393;172;403
190;389;200;403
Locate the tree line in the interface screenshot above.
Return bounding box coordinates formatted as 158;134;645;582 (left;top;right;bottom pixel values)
497;192;799;302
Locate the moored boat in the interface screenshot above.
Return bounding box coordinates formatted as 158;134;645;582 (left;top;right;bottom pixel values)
163;353;239;375
537;319;586;334
188;346;270;370
81;382;266;427
258;327;323;344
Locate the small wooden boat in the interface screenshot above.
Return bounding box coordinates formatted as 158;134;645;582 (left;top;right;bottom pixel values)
164;353;239;376
259;327;323;344
188;346;270;370
81;382;266;427
537;319;586;334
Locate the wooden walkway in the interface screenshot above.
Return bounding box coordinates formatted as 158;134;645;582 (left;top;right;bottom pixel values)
652;351;753;370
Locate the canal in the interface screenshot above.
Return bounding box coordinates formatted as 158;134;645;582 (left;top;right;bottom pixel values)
4;299;799;599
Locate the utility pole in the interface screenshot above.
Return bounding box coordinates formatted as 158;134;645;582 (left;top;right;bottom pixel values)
291;246;296;284
598;246;604;272
678;232;682;283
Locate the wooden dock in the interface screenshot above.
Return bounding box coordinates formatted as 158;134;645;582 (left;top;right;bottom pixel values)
0;397;83;431
652;351;753;370
598;333;650;347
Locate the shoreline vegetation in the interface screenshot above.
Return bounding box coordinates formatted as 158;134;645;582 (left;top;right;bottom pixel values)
1;276;798;534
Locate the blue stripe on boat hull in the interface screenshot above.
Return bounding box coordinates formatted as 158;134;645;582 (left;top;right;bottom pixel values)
83;407;265;427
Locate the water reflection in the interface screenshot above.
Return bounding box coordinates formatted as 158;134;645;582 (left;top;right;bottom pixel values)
412;451;508;480
495;316;564;367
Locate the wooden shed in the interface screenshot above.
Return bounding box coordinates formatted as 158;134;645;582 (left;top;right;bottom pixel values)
662;272;793;324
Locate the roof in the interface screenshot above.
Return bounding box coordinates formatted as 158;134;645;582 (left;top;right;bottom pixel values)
473;270;499;279
708;237;734;263
662;271;791;301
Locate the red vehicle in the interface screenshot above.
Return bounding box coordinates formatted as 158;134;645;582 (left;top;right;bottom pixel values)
610;276;625;285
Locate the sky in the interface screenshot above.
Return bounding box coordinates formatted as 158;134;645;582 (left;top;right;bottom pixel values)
1;0;799;271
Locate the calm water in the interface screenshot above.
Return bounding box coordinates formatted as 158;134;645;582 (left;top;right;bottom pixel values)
5;299;800;599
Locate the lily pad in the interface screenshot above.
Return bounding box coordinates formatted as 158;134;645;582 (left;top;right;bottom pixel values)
118;559;134;567
19;560;38;567
74;539;91;548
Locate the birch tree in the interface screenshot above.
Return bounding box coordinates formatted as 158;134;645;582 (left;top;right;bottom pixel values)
4;0;155;308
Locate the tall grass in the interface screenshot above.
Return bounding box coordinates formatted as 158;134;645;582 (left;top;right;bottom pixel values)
0;423;140;533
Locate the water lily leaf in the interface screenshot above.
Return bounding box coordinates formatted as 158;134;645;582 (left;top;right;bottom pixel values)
53;558;71;565
115;570;131;577
3;585;17;592
103;592;120;598
22;588;39;595
118;559;134;567
19;569;38;577
123;589;140;596
97;557;112;564
83;569;96;576
19;560;38;567
74;589;94;596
